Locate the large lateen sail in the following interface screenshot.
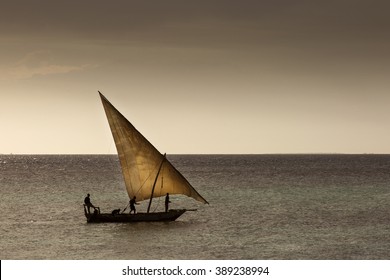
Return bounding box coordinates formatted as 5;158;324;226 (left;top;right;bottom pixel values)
99;92;208;206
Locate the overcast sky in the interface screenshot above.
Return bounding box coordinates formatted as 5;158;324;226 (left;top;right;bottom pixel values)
1;0;390;154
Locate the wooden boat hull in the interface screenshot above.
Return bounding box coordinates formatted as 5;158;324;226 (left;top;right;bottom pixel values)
84;209;187;223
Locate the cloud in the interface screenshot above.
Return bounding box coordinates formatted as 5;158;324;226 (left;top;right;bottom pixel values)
0;50;97;81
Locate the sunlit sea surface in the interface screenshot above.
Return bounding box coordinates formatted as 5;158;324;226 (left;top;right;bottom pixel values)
1;154;389;259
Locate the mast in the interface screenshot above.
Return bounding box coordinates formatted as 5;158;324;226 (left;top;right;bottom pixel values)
147;153;166;213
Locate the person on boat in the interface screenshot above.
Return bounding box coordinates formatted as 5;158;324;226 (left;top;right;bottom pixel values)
84;193;96;214
129;196;139;214
165;193;171;212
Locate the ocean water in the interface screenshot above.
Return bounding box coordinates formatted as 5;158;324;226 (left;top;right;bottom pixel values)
0;154;389;260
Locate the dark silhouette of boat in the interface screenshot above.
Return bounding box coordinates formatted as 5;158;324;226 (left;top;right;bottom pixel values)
84;206;187;223
83;92;208;223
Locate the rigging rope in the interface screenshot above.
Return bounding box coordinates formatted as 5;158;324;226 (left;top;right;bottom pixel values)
135;161;161;196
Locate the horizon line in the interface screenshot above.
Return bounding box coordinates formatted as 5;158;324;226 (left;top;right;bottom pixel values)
1;152;389;156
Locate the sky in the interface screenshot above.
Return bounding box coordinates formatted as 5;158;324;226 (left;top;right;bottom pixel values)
1;0;390;154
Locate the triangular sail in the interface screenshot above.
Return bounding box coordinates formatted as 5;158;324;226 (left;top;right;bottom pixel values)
99;92;208;205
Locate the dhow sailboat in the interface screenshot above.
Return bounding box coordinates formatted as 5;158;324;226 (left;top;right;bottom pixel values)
83;92;208;223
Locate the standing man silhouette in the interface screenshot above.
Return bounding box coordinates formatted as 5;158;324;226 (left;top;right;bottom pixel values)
165;193;171;212
84;193;96;214
129;196;139;214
